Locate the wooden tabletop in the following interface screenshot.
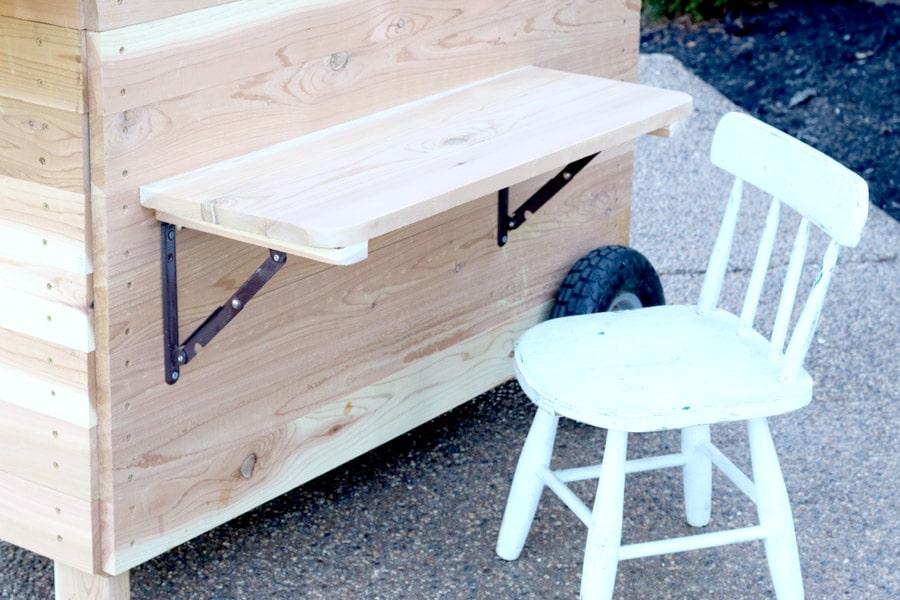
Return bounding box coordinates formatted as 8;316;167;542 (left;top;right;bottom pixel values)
140;66;692;263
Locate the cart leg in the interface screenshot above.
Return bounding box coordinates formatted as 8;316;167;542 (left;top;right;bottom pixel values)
54;562;130;600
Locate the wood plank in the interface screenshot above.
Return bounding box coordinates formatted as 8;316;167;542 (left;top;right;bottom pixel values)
0;470;97;573
0;327;91;401
54;563;129;600
141;67;690;250
0;175;87;245
86;0;635;116
0;0;83;29
86;0;240;30
0;15;84;112
0;256;90;311
0;286;94;351
0;399;94;497
88;1;636;195
0;354;93;428
0;97;87;192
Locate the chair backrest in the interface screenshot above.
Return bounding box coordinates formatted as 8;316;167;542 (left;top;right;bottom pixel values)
697;112;868;382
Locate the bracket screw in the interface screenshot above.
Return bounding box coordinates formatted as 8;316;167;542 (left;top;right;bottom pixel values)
231;298;242;310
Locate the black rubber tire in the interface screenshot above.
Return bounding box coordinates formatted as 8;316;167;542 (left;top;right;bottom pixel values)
551;245;665;318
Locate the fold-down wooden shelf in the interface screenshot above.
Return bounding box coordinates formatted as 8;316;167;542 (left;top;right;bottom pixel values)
140;65;691;384
140;66;692;265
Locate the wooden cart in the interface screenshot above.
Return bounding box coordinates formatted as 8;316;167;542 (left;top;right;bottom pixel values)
0;1;690;597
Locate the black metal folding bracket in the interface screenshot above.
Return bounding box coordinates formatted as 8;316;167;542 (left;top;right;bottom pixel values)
160;222;287;384
497;152;599;246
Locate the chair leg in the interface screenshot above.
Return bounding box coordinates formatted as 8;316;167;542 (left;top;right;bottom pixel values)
496;407;560;561
748;418;805;599
580;429;628;600
682;424;712;527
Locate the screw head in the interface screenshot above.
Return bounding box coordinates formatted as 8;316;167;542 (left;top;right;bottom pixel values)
231;297;242;310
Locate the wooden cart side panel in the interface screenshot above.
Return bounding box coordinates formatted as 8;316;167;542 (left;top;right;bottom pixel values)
0;469;98;573
104;299;546;574
0;15;85;112
88;0;637;194
83;0;643;575
99;150;632;572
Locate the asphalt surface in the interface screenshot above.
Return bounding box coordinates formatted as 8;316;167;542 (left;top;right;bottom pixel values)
1;54;897;599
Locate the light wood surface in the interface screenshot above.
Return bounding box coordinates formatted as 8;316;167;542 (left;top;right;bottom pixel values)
54;562;129;600
0;15;84;110
141;67;690;251
0;0;83;28
0;469;97;573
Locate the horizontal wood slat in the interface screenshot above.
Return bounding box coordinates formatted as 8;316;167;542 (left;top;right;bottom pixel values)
0;399;94;497
0;15;84;111
0;175;87;244
141;67;690;251
0;469;97;573
0;0;83;29
87;0;241;31
0;326;92;399
0;97;87;192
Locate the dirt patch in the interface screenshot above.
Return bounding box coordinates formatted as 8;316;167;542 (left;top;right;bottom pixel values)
641;0;899;220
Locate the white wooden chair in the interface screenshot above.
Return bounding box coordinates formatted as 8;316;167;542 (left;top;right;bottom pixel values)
495;112;869;599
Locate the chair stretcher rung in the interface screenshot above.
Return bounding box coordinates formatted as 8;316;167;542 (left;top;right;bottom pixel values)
538;466;592;526
554;453;688;484
618;525;768;561
698;442;758;503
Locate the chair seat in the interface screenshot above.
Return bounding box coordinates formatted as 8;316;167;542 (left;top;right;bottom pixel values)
514;305;813;432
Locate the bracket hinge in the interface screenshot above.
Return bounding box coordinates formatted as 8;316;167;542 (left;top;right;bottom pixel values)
160;222;287;384
497;152;599;246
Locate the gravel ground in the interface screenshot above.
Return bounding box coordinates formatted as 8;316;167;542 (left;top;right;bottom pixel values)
640;0;900;221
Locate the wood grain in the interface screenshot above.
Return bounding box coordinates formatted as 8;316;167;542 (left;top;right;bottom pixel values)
0;15;84;111
0;399;94;496
54;562;129;600
141;67;690;250
88;1;635;196
0;469;97;573
0;175;87;244
0;0;83;29
0;96;87;192
86;0;240;31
